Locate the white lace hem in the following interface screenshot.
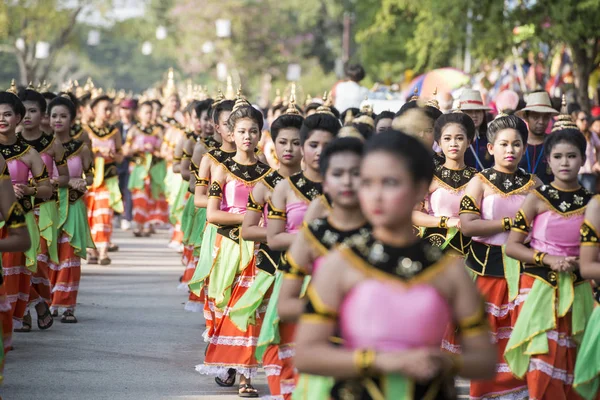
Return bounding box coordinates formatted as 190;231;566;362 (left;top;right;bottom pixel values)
184;301;204;313
528;358;574;384
195;364;258;380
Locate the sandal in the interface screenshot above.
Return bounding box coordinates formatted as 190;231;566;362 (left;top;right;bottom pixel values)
37;302;54;330
61;310;78;323
215;368;236;387
87;256;99;265
238;384;259;398
99;257;112;265
14;313;32;332
133;231;143;237
108;243;119;252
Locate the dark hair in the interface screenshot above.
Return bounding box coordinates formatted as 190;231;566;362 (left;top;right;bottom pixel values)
42;92;57;101
353;122;374;140
567;102;581;117
184;100;198;115
151;99;163;109
227;105;264;132
434;113;476;143
319;137;364;176
365;130;434;184
341;107;360;124
78;92;91;107
374;111;394;129
60;91;79;109
330;106;340;120
344;63;366;82
0;91;26;121
395;101;442;122
213;100;234;124
544;129;587;162
300;113;341;145
487;115;529;144
18;89;47;114
90;95;112;109
271;114;304;140
139;101;153;110
304;102;321;115
194;99;213;119
48;96;77;121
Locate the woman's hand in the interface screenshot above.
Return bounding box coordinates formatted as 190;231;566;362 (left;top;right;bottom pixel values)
12;184;26;199
448;217;461;228
375;349;442;382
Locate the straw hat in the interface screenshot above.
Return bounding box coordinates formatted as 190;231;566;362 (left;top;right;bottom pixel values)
457;89;491;111
516;91;558;117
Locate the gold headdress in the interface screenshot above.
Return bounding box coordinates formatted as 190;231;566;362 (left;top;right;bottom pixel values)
495;110;509;119
213;88;225;106
552;95;578;132
283;83;301;116
344;109;354;126
232;86;251;112
409;87;419;102
425;88;440;109
452;102;463;113
272;88;283;107
304;93;313;107
338;126;364;141
63;80;75;93
225;75;235;100
315;92;335;117
359;97;374;116
163;68;178;99
26;81;36;91
6;79;17;94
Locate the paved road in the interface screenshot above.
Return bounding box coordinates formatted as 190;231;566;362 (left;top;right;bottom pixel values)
2;230;267;400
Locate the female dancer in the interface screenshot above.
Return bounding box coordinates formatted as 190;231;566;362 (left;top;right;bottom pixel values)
17;88;69;331
413;113;478;255
281;137;369;400
84;94;123;265
125;101;167;237
48;95;94;322
505;127;595;398
459;115;539;399
294;131;496;399
0;90;52;329
195;97;271;397
227;104;304;399
575;190;600;399
0;153;31;384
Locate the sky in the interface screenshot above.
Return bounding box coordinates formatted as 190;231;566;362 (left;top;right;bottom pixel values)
60;0;146;26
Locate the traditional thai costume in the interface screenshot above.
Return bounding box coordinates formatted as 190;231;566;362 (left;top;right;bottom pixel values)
504;184;595;399
288;217;370;400
0;161;27;383
163;118;187;247
574;209;600;400
84;122;123;253
459;167;534;399
127;124;168;231
0;139;46;328
195;157;271;380
420;164;478;255
303;232;477;399
50;139;94;313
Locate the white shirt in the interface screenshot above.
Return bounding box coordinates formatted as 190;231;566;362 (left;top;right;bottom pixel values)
334;81;369;113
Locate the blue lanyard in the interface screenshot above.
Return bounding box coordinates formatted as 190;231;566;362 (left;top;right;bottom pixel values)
526;144;544;174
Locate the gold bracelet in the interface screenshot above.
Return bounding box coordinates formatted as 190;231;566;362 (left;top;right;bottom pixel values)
502;217;511;231
534;250;547;267
353;349;376;376
439;216;448;229
32;186;38;197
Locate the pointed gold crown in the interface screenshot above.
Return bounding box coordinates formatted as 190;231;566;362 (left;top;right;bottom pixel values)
315;91;335;117
552;95;578;132
425;88;440;109
354;99;375;128
284;83;301;115
6;79;17;94
360;97;373;116
163;68;178;98
305;93;313;106
225;75;235;100
63;80;75;93
409;87;419;102
232;86;251;112
495;110;510;119
272;88;283;107
26;81;36;91
213;88;225;106
344;109;354;125
452;102;463;113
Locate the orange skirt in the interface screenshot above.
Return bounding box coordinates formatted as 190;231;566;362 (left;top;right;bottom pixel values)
85;186;114;250
29;238;52;307
1;251;31;328
49;233;81;312
147;194;169;226
470;276;528;400
170;223;183;245
132;184;169;227
184;253;204;312
0;281;12;353
131;187;150;226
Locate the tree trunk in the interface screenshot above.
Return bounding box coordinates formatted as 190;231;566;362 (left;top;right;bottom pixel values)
570;40;599;114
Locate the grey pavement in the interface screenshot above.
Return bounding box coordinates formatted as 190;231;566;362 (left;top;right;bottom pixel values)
1;229;267;400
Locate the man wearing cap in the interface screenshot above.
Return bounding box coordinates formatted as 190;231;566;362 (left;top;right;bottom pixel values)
116;98;137;231
516;91;558;184
458;89;493;171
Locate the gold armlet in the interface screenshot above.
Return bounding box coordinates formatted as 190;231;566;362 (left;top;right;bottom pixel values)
353;349;376;376
439;216;448;229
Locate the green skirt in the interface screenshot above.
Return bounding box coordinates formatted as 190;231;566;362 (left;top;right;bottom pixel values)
105;176;124;214
181;195;196;245
128;163;148;191
149;159;167;200
293;374;334;400
188;224;218;297
191;207;207;256
24;211;41;272
169;179;187;225
229;269;276;332
256;271;284;362
574;306;600;399
38;200;59;264
62;198;95;259
57;187;69;230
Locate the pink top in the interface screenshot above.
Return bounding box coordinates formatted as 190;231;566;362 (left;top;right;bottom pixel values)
7;158;30;185
221;179;251;215
67;155;83;178
133;133;160;152
428;187;465;217
286;202;307;234
473;194;527;246
530;212;583;257
580;132;600;174
340;281;451;351
91;135;116;163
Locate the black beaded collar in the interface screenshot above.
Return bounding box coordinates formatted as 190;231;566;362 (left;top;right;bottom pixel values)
534;184;592;217
289;172;323;203
262;170;284;191
479;167;535;196
0;138;30;161
221;157;272;185
207;148;236;165
86;122;119;140
18;132;54;154
305;218;371;256
433;164;478;192
62;139;84;160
